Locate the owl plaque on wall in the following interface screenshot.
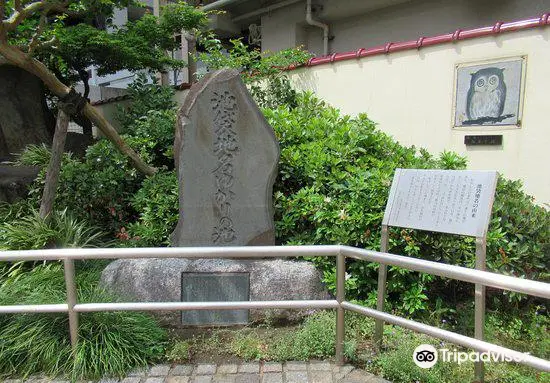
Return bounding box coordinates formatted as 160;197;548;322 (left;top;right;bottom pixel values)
453;57;525;128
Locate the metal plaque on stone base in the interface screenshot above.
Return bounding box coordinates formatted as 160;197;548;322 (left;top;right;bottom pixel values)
181;272;250;326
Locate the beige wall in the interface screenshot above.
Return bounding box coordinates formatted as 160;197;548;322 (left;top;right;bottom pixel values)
260;1;309;53
289;27;550;205
93;100;129;134
260;0;550;56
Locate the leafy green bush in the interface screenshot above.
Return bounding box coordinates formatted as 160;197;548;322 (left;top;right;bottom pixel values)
199;38;311;109
0;264;166;380
116;74;176;132
24;140;142;237
22;76;178;237
265;92;550;315
125;110;177;169
124;170;179;246
117;74;177;170
51;139;142;234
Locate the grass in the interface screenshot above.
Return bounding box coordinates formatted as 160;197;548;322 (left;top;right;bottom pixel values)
0;208;108;251
0;262;167;380
165;310;549;383
165;311;339;363
12;143;53;167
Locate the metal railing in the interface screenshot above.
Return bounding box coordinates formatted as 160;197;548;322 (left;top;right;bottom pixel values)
0;245;549;373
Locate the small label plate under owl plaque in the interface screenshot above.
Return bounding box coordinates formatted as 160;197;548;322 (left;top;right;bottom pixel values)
181;272;250;326
464;135;503;146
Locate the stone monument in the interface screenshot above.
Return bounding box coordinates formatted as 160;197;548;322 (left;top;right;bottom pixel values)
171;69;279;246
101;69;329;326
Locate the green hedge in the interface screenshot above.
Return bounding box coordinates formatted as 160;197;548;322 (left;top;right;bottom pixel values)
16;83;548;317
265;92;549;315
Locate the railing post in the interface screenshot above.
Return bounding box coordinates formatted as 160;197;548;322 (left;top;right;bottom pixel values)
63;258;79;350
474;237;487;382
374;225;389;348
335;250;346;365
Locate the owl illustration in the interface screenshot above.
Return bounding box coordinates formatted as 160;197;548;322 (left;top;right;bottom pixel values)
466;67;506;120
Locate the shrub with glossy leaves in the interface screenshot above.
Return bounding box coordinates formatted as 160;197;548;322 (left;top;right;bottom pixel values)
199;37;312;109
266;92;550;315
125;170;179;247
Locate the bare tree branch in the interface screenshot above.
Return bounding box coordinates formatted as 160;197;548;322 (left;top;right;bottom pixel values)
27;12;46;54
4;0;68;32
36;35;57;50
15;0;22;11
0;27;5;44
4;1;44;31
0;44;157;175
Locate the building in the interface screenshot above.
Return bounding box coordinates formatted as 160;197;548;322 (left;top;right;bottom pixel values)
88;0;192;90
201;0;550;205
205;0;550;55
90;0;550;204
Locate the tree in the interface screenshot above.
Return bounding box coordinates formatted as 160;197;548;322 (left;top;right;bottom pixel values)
199;37;312;109
0;0;208;176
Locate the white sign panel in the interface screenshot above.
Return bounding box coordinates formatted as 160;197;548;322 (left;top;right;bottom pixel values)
383;169;498;237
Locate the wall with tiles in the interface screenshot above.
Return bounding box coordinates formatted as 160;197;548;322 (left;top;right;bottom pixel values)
288;27;550;205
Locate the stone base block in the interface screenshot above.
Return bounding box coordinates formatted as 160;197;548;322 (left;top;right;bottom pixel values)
100;258;330;325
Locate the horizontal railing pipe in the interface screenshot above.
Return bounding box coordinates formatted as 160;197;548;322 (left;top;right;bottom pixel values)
74;300;339;312
341;246;550;300
0;245;340;262
342;301;550;372
0;304;69;314
0;245;548;373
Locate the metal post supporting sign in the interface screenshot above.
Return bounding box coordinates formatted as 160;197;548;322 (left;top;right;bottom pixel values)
374;225;389;347
375;169;498;382
474;236;487;381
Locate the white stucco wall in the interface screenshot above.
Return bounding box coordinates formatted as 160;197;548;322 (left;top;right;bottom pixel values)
288;27;550;205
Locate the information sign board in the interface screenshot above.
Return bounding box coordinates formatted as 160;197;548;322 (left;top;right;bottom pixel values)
382;169;498;237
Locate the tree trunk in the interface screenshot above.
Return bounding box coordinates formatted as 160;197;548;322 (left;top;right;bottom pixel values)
39;109;69;219
185;32;197;84
0;45;157;176
0;60;54;160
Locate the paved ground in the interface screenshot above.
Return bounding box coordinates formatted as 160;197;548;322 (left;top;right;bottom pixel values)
4;362;390;383
122;362;390;383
